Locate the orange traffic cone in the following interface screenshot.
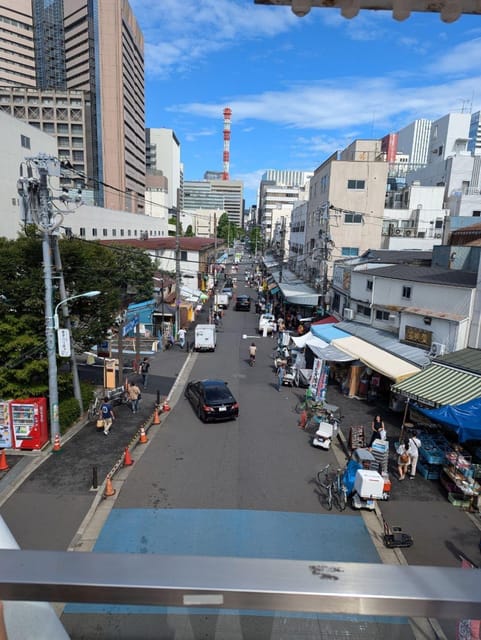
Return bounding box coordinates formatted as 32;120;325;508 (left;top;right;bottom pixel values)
124;447;134;466
103;476;116;498
139;426;148;444
153;407;161;425
162;398;171;412
0;450;9;471
52;433;61;452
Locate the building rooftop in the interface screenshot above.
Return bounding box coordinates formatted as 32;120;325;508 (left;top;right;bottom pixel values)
434;347;481;375
101;237;218;251
362;264;477;287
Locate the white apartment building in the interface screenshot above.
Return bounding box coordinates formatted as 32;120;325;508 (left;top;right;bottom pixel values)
257;170;311;241
382;183;447;249
288;200;308;274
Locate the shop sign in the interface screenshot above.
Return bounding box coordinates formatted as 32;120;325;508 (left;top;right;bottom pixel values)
404;325;432;348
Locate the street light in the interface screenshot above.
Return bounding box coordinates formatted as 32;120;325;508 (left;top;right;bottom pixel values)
48;290;101;444
54;290;101;330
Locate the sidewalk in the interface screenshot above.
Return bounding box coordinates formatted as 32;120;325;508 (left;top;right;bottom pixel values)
0;343;190;550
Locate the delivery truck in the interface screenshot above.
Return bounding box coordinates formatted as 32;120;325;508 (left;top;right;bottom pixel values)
194;324;216;352
215;293;229;309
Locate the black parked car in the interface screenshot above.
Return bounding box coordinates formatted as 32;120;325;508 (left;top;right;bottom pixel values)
184;379;239;422
235;294;251;311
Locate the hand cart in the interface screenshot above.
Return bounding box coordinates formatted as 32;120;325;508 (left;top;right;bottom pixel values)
382;516;413;549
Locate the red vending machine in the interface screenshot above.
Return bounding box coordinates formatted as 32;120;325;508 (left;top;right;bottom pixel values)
9;398;49;450
0;401;13;449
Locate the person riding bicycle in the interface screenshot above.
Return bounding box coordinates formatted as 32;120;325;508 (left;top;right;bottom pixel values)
249;342;257;364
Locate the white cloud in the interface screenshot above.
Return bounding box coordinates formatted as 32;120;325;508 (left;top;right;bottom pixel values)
130;0;296;77
429;37;481;75
170;74;481;133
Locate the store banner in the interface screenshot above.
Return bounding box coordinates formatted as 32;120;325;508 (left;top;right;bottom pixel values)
310;358;328;402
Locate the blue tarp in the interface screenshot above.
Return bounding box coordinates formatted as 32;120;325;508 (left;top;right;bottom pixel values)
413;398;481;442
311;323;351;343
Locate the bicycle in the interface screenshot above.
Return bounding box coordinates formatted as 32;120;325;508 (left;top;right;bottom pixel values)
87;392;102;421
316;464;348;511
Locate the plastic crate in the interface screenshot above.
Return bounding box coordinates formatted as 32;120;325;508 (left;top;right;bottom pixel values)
419;446;445;466
417;460;441;480
448;492;472;509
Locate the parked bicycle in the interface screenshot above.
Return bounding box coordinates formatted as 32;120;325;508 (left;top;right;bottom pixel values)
315;463;348;511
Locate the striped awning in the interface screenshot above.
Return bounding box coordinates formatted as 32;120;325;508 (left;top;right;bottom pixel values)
391;363;481;407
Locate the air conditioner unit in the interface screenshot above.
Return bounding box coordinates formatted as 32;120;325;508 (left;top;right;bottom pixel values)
434;233;442;238
431;342;446;356
343;308;354;320
404;229;412;237
388;314;397;322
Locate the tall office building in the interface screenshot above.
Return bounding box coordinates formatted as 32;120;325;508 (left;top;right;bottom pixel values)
0;1;36;88
0;0;146;213
397;119;432;165
183;179;244;227
146;128;181;210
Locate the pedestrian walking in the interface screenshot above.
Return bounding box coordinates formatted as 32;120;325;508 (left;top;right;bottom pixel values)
397;440;410;480
127;381;141;413
276;363;285;391
407;431;421;479
99;397;115;436
178;326;187;349
139;357;150;388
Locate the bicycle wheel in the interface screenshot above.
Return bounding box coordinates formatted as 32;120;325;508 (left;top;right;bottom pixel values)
337;486;347;511
325;487;333;511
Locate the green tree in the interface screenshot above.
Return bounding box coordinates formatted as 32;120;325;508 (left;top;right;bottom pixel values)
0;231;155;400
184;224;194;237
216;213;240;246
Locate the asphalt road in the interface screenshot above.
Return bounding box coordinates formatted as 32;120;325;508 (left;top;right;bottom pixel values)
60;272;415;639
1;264;480;639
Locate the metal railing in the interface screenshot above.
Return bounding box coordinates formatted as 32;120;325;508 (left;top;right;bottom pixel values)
0;550;479;619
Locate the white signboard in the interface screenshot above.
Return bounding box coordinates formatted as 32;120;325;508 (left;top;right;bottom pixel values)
57;328;71;357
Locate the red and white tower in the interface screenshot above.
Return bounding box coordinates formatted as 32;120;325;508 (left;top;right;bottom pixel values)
222;107;231;180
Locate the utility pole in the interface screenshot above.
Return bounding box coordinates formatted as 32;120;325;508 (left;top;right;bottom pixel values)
279;217;286;284
32;154;62;443
319;202;331;316
175;208;181;336
52;238;83;413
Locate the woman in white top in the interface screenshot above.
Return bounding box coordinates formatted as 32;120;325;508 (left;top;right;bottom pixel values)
407;431;421;479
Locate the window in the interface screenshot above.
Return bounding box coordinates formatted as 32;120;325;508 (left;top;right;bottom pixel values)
20;134;30;149
402;286;411;299
347;179;365;190
366;280;373;291
356;304;371;317
92;228;97;237
79;228;85;237
120;229;124;236
375;310;390;321
341;247;359;257
128;229;131;236
180;250;187;261
473;211;481;217
103;228;108;237
344;212;362;224
112;229;117;237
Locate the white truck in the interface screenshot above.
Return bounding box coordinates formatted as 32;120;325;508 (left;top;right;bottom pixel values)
215;293;229;309
194;324;216;352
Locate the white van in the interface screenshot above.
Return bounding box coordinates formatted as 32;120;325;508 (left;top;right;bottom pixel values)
194;324;216;351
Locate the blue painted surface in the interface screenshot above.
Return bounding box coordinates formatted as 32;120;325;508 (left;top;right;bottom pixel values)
65;508;402;623
94;509;380;561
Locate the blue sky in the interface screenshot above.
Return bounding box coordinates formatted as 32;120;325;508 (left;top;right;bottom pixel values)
130;0;481;207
